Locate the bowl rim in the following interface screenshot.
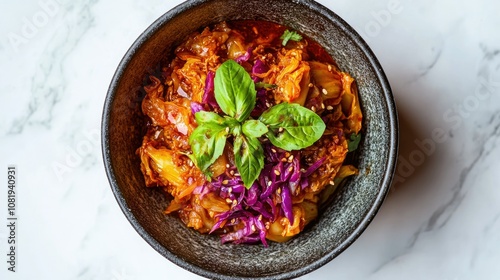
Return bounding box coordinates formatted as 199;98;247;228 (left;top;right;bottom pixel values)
102;0;399;279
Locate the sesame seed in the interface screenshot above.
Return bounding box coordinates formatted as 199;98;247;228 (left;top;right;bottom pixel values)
231;218;236;224
226;164;230;168
308;83;314;88
311;106;316;112
187;160;193;167
267;181;272;187
222;180;229;185
327;105;334;110
329;180;335;185
234;173;240;177
251;224;256;232
271;148;277;153
288;155;294;163
229;170;235;176
274;169;281;176
258;215;263;221
225;127;230;133
278;127;284;132
288;166;294;172
265;102;271;108
276;188;282;195
226;198;232;204
232;200;237;206
328;65;332;71
322;88;328;95
321;103;325;109
154;130;161;138
281;158;287;162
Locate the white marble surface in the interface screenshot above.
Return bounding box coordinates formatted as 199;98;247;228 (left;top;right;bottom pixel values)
1;0;499;279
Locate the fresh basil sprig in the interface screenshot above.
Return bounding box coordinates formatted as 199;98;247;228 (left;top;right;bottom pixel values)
242;120;268;138
214;60;256;122
233;134;264;189
280;30;303;46
189;60;326;188
259;103;326;151
347;133;362;152
188;122;229;175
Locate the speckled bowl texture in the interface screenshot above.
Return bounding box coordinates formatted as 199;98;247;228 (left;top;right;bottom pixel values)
102;0;398;279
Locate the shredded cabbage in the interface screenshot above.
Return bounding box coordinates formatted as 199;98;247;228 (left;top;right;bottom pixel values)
137;20;362;246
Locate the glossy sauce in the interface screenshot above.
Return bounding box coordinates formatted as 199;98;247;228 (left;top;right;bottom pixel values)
227;20;335;64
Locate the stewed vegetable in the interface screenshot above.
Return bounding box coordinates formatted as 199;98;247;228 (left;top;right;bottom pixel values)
137;20;362;245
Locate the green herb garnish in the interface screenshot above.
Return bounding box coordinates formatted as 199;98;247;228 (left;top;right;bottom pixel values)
233;133;264;189
347;133;362;152
214;59;256;122
280;30;303;46
189;60;325;188
255;82;277;89
188;113;229;176
242;119;268;138
259;103;326;151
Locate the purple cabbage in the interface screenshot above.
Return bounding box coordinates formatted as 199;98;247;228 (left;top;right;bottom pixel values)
280;184;293;222
202;71;218;108
246;183;260;205
193;184;209;199
288;155;301;194
303;157;327;177
250;60;271;117
250;88;269;118
235;47;252;63
204;143;326;246
220;215;268;246
250;201;273;220
190;101;204;115
251;59;268;83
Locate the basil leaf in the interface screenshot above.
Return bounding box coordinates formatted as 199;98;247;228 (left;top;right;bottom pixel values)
280;30;303;46
347;133;361;152
242;119;268;138
233;134;264;189
214;60;256;122
188;123;228;173
223;116;240;129
195;111;225;125
259;103;325;151
231;123;242;136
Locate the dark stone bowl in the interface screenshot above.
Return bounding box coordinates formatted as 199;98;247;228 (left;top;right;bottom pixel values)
102;0;398;279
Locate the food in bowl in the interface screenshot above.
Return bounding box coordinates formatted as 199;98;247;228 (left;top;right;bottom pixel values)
137;20;362;246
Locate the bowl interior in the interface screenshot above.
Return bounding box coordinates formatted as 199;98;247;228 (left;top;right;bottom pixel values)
102;0;397;279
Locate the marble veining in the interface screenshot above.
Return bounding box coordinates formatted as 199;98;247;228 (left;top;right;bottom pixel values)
6;0;99;135
1;0;499;279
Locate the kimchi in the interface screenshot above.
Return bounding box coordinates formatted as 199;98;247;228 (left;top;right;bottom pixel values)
137;20;362;246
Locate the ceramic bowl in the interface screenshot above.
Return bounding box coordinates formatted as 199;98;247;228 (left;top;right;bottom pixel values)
102;0;398;279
